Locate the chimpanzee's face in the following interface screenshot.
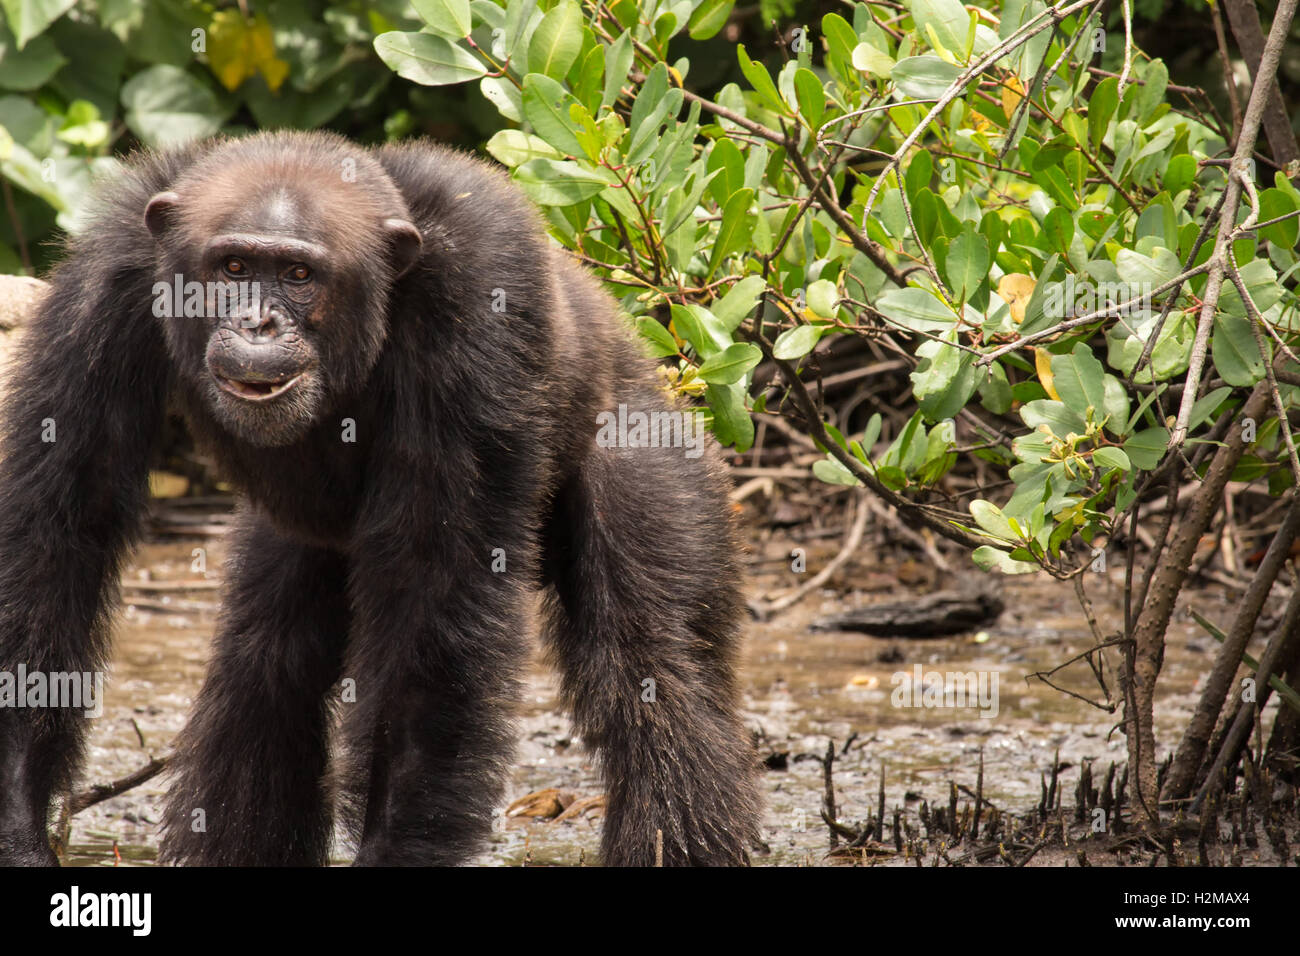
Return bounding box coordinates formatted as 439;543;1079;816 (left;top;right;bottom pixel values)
144;168;421;448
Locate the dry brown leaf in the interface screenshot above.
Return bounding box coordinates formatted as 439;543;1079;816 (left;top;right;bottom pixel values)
505;788;578;819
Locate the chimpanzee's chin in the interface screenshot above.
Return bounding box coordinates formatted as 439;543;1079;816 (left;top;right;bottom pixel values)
209;379;322;448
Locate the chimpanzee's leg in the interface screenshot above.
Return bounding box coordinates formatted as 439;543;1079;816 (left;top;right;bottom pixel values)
540;402;761;866
341;518;529;866
160;510;350;865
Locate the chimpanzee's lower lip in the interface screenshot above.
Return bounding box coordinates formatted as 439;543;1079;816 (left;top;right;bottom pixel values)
215;373;302;402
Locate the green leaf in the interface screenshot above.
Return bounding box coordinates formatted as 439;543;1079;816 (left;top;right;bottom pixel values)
1123;427;1169;470
712;276;766;330
0;33;65;90
858;413;883;462
0;0;75;49
55;100;108;148
1087;76;1118;152
527;0;584;79
793;67;824;130
1188;386;1232;432
480;75;523;121
1134;59;1168;124
1101;374;1130;436
904;150;932;202
876;286;959;333
737;44;789;115
663;163;716;237
1162;153;1196;196
706;138;744;206
1212;312;1266;387
1016;252;1061;335
708;187;755;277
636;317;679;357
979;361;1013;414
822;13;859;75
891;55;962;99
512;158;609;205
911;334;977;421
1219;256;1281;316
1020;399;1086;436
484;129;562;166
905;0;972;57
806;279;838;318
851;42;895;78
706;382;754;451
1043;207;1073;258
573;43;604;114
772;324;823;360
626;62;682;166
374;32;487;86
1032;137;1074;171
412;0;473;37
943;225;989;298
972;545;1038;574
882;411;928;474
1259;187;1300;248
1115;246;1181;286
652;8;680;47
120;65;227;149
877;464;907;490
697;342;762;384
999;0;1050;77
1050;344;1106;418
503;0;540;61
970;499;1019;541
1092;446;1130;472
687;0;734;40
671;304;729;357
521;73;585;156
912;189;940;245
601;30;633;108
814;457;861;486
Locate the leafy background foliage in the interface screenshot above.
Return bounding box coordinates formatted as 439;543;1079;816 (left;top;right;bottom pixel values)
1;0;1298;577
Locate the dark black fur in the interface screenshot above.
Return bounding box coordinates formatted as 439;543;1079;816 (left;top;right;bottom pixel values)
0;131;760;866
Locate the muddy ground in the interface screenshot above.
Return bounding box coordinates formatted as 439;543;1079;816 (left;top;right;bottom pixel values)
57;499;1291;866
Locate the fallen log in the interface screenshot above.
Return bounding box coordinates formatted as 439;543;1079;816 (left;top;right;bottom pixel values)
812;588;1003;637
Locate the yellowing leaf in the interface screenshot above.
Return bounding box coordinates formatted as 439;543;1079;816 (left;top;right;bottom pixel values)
1054;500;1085;524
207;11;290;93
1000;75;1024;120
258;57;290;92
1034;347;1061;401
924;23;957;64
997;272;1035;324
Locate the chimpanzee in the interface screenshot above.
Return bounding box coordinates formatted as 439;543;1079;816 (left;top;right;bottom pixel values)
0;131;760;866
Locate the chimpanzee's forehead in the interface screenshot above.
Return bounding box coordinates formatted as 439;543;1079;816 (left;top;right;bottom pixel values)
173;141;409;254
181;164;384;249
217;187;320;239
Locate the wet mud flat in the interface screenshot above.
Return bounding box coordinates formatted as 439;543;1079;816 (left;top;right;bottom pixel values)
59;516;1299;866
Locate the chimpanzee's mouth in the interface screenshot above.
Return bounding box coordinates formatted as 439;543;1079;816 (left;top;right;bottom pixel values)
215;373;302;402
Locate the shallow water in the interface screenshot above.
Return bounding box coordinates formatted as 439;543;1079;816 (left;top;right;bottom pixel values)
60;524;1260;866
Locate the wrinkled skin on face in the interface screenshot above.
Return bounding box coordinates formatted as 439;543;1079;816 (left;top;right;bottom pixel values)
144;142;421;447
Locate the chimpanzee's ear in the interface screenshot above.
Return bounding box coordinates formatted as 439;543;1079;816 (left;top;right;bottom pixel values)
384;218;423;279
144;192;181;240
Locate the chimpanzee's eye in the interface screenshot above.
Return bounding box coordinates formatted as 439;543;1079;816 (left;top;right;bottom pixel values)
285;264;312;283
223;257;247;278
